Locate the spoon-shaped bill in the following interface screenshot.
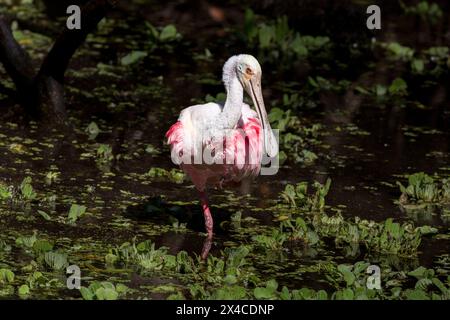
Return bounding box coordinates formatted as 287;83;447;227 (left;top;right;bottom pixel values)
248;79;278;158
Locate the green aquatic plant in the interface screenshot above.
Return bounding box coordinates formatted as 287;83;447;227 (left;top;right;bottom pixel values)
68;204;87;223
147;23;181;43
243;9;330;63
18;284;30;296
377;41;449;76
253;279;329;300
85;121;100;140
314;214;423;256
135;241;175;271
15;232;38;249
44;171;60;186
400;1;443;25
0;268;14;283
381;42;415;62
204;92;226;104
120;51;148;66
108;239;183;272
281;217;320;245
252;228;288;250
147;167;184;184
25;271;46;290
145;22;182;53
1;177;39;205
397;172;450;205
80;281;128;300
44;251;69;271
276;175;423;256
20;177;37;201
388;78;408;96
279;286;328;300
356;77;408;98
0;181;12;201
96;144;114;162
322;261;380;300
268;107;301;132
280;178;331;211
403;267;450;299
268;107;321;165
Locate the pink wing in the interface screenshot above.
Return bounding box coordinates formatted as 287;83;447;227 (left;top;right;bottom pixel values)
166;117;263;189
224;117;262;179
166;121;184;160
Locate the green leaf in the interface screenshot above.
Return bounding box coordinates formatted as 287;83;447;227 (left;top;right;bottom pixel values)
411;59;424;73
375;84;387;96
68;204;87;223
388;78;408;95
214;286;247;300
342;288;354;300
223;274;237;285
20;177;37;200
37;210;52;221
120;51;148;66
18;284;30;296
279;286;291;300
404;289;430;300
258;24;274;48
44;251;68;271
416;225;438;235
33;240;53;253
291;36;308;56
254;287;275;299
115;283;128;294
95;287;118;300
86;122;100;140
408;266;427;279
80;287;94;300
337;264;356;286
159;25;178;41
266;279;278;292
0;269;15;283
317;290;328;300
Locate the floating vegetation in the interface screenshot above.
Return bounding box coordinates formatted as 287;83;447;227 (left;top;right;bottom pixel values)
400;1;443;25
243;9;330;64
147;167;185;184
268;108;322;164
67;204;87;224
377;41;449;76
276;179;428;256
280;178;331;211
397;172;450;208
80;281;128;300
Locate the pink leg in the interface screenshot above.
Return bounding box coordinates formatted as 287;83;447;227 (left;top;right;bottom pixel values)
201;236;213;260
199;191;213;237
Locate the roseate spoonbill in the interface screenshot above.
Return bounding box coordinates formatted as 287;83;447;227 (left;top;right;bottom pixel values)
166;54;278;240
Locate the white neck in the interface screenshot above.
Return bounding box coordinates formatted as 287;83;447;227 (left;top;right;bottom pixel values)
216;57;243;129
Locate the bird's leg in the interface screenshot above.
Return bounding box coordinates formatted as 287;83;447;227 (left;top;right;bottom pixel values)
201;236;213;260
199;191;213;260
199;191;213;237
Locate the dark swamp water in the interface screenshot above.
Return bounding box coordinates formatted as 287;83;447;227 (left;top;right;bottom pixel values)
0;0;449;299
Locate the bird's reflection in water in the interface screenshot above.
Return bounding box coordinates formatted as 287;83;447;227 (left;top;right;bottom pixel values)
124;196;232;259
